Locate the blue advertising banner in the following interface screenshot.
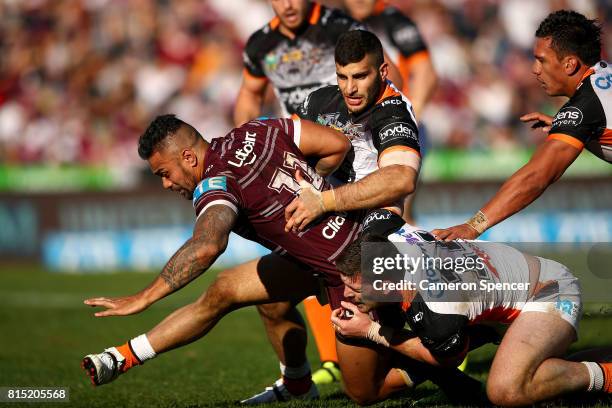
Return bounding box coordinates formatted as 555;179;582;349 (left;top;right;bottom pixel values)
43;211;612;272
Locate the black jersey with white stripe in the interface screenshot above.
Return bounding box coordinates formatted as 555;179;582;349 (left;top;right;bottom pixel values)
243;3;362;116
548;61;612;163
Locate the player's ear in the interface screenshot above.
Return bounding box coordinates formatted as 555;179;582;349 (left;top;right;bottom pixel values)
379;61;389;82
564;55;580;76
181;148;198;168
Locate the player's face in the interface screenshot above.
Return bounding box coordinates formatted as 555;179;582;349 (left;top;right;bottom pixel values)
340;273;377;312
344;0;376;21
336;54;386;115
270;0;309;31
532;36;570;97
148;148;198;200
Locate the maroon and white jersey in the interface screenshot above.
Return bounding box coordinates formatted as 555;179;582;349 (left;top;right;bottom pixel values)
192;118;363;284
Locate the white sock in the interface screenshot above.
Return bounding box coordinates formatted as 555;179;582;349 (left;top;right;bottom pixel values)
582;361;605;392
129;334;157;363
279;361;311;379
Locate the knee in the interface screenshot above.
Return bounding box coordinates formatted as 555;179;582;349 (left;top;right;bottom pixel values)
195;274;237;315
486;376;528;406
343;382;383;406
257;302;292;324
344;389;381;406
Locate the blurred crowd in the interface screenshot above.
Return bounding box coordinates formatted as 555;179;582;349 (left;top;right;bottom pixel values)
0;0;609;169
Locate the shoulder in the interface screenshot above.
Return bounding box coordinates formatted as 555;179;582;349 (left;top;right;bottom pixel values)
300;85;342;118
245;24;278;57
309;85;341;104
380;7;427;55
321;5;360;27
406;294;469;358
551;78;605;134
371;90;417;131
381;6;415;25
318;4;364;35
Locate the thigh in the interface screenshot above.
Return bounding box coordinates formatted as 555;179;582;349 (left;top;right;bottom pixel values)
211;253;319;306
489;311;576;383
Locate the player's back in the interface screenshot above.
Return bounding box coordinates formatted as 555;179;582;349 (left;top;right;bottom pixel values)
194;118;363;282
384;223;534;321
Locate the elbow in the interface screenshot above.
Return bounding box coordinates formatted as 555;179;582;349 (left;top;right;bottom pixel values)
195;242;226;266
393;165;416;196
340;136;351;157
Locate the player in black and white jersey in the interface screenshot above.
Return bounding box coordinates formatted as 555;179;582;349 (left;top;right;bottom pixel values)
233;1;364;125
332;210;612;405
343;0;438;226
287;29;420;229
434;10;611;241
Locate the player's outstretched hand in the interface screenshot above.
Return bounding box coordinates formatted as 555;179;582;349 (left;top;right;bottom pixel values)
431;223;479;241
284;170;325;233
520;111;553;133
331;301;372;339
84;294;149;317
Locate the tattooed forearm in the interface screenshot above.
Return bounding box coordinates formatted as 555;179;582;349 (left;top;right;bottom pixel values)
159;205;236;292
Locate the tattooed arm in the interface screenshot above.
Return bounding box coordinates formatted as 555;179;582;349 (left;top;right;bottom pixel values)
84;205;237;317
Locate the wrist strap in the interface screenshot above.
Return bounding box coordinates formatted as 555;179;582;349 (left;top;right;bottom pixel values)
321;188;336;212
366;322;393;347
465;210;488;235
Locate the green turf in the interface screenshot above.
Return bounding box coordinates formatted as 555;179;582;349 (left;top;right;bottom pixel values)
0;268;611;407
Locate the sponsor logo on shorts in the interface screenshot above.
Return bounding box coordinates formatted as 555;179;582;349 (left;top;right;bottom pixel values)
228;132;257;167
552;107;583;127
556;299;579;317
322;215;346;239
379;122;416;142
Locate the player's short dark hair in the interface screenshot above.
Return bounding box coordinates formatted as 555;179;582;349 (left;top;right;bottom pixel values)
335;30;384;68
535;10;601;66
336;233;387;277
138;114;188;159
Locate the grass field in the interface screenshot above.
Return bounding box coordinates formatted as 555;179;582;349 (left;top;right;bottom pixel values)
1;267;611;407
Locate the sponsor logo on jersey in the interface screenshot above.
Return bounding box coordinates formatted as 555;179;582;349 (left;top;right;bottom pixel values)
193;176;227;204
413;311;423;322
322;214;346;239
393;26;419;46
280;85;322;110
381;98;402;107
228;132;257;167
552;106;583;127
379;122;416;142
594;73;612;90
316;114;364;140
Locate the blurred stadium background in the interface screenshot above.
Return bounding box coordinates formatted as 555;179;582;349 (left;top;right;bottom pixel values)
0;0;610;406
